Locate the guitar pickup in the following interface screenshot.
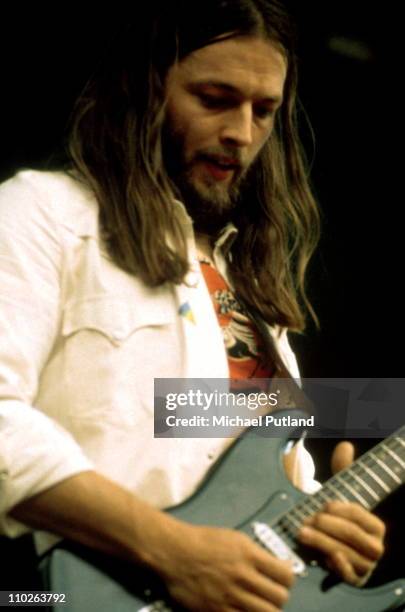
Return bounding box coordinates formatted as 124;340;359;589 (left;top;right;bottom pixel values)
252;522;306;575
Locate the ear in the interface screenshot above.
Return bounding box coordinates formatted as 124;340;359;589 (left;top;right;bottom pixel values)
331;441;355;475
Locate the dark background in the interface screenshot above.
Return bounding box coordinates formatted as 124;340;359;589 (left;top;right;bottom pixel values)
1;1;403;604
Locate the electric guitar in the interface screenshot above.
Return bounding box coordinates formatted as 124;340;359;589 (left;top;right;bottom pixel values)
40;410;405;611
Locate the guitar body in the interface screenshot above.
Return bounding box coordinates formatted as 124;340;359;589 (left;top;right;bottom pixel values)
40;413;405;611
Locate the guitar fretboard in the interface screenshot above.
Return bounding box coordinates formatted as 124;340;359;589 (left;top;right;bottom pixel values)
271;426;405;545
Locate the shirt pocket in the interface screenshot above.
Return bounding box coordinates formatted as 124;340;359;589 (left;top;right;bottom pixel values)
58;294;177;424
62;295;174;345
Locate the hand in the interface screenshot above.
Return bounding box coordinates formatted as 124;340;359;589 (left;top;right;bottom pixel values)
159;523;295;611
297;441;386;586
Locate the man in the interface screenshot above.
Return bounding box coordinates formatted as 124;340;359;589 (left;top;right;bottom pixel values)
0;1;385;610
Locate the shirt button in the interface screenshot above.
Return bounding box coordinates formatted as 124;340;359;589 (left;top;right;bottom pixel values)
112;330;125;341
185;272;199;287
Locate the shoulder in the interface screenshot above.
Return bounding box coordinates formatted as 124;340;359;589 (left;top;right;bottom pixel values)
0;169;98;238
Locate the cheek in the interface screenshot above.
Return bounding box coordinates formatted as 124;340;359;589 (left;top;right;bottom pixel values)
252;128;273;158
166;99;208;156
180;123;214;162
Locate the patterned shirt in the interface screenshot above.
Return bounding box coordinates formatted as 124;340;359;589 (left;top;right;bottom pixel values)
199;259;275;391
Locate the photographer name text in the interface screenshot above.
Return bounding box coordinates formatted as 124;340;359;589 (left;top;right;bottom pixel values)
165;414;315;428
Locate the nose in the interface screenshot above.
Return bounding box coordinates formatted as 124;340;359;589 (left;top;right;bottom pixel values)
219;103;253;148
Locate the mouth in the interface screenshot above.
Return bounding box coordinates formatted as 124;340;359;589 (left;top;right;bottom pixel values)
199;155;241;181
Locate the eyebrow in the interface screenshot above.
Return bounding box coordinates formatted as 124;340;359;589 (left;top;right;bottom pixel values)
188;80;283;105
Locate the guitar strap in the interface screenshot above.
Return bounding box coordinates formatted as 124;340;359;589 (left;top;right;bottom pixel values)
235;293;314;417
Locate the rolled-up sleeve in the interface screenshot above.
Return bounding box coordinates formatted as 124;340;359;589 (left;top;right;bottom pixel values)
0;172;93;537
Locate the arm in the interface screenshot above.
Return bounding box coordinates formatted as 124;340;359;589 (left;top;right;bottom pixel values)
0;172;94;536
10;469;295;612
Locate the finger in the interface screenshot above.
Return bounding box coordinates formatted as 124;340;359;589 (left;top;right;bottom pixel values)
331;441;355;474
228;588;282;612
327;550;377;587
298;524;374;575
326;550;366;586
237;570;290;609
253;552;295;588
322;500;386;539
354;561;378;586
303;510;384;561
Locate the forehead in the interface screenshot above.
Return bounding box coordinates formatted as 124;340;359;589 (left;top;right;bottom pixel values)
167;36;287;101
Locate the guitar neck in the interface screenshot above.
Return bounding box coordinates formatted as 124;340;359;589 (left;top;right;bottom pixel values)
272;426;405;540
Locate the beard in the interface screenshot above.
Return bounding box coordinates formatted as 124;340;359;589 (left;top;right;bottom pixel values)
162;126;250;235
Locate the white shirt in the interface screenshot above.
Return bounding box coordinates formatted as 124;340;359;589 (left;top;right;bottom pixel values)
0;170;319;554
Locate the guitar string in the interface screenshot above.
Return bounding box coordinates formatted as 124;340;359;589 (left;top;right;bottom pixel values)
248;429;405;546
277;466;404;542
353;437;405;493
270;433;405;541
277;449;404;540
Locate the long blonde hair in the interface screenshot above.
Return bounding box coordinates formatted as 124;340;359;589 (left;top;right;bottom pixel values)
66;0;320;331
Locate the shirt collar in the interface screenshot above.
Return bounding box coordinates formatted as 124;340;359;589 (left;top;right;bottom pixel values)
172;199;238;257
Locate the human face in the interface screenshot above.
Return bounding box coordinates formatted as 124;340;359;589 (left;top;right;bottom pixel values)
163;35;287;232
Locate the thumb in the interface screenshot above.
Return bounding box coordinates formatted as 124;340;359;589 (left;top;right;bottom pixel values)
331;441;355;474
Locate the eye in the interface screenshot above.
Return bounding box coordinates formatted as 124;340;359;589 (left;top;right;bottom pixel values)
254;106;275;120
198;93;230;109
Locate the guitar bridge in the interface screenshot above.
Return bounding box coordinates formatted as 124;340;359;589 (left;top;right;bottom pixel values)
252;521;306;575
